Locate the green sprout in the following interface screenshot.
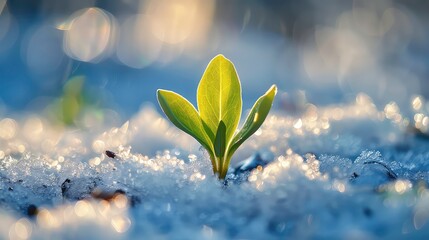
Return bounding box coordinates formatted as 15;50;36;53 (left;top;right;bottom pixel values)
157;55;277;179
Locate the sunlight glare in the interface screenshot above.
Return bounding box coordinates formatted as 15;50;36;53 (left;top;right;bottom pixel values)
62;8;116;62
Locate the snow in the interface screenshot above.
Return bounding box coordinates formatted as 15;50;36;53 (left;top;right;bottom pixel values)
2;94;429;239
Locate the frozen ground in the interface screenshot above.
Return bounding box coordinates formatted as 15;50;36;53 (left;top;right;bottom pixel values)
2;93;429;239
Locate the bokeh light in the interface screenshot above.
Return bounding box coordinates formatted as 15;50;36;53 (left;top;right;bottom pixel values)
0;1;429;239
0;0;426;119
144;0;215;45
116;14;162;68
62;7;116;62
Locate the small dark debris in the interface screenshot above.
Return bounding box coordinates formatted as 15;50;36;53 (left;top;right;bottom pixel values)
115;189;126;195
222;179;229;187
105;150;117;159
350;172;359;180
61;177;102;200
90;188;141;207
61;178;71;196
129;195;142;207
363;207;373;217
91;188;126;201
27;204;38;217
8;187;13;191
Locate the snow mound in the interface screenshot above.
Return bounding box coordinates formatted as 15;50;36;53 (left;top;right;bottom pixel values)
1;95;429;239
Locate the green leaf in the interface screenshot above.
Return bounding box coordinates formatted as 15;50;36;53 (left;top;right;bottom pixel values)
157;89;213;152
156;55;277;179
228;85;277;158
61;76;85;125
197;54;242;144
214;121;226;158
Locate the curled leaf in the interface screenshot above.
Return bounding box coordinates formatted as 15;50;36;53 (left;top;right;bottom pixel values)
157;89;213;152
228;85;277;158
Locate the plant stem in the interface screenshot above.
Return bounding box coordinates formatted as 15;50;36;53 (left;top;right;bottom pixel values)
210;155;229;179
220;156;232;179
219;156;230;180
209;153;218;174
219;168;227;180
222;155;231;179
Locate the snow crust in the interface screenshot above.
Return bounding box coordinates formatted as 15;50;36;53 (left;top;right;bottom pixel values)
1;94;429;239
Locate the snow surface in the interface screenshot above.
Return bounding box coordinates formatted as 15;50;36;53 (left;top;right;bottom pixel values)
2;94;429;239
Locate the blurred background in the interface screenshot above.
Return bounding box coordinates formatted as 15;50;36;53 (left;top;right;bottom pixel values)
0;0;428;126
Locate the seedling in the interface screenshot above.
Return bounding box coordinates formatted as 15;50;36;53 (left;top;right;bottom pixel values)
157;55;277;179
